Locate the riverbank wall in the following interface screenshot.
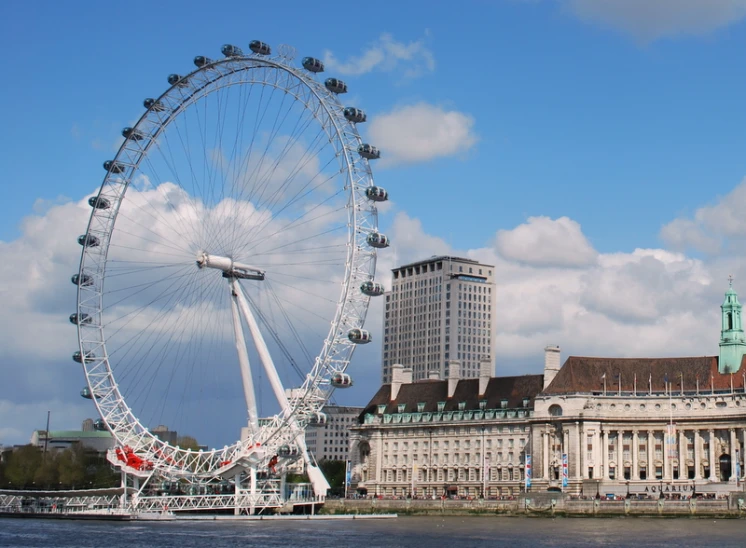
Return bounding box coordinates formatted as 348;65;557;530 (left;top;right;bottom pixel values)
323;493;746;518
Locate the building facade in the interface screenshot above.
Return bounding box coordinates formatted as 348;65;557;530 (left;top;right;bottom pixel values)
382;256;496;384
352;284;746;499
306;405;363;462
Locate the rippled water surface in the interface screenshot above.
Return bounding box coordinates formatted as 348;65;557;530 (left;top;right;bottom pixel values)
0;516;743;547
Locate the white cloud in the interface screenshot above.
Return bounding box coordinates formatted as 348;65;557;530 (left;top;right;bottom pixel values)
660;177;746;253
564;0;746;41
495;216;598;267
367;103;477;166
322;32;435;78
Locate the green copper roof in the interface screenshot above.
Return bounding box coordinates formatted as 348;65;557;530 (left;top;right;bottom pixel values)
40;430;112;439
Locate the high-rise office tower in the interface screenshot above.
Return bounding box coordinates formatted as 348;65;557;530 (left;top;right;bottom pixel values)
382;256;496;383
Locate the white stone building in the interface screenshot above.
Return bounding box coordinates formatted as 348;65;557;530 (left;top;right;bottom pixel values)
382;256;496;384
305;405;363;462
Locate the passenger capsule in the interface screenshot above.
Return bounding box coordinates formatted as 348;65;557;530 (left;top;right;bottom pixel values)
343;107;366;124
365;186;388;202
167;74;188;87
249;40;271;55
302;57;324;73
193;55;213;68
324;78;347;94
221;44;243;57
143;98;167;112
277;445;299;458
360;281;385;296
331;373;353;388
103;160;125;174
80;386;101;399
71;273;93;287
122;127;145;141
358;144;380;160
348;328;372;344
69;313;92;326
78;234;100;248
93;418;107;431
72;350;96;364
88;196;110;210
307;412;328;427
366;232;390;249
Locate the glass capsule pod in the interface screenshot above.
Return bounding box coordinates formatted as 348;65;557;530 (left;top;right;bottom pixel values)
331;372;353;388
143;98;167;112
360;281;385;296
324;78;347;94
80;386;101;399
71;273;93;287
221;44;243;57
78;234;100;248
69;313;91;326
88;196;110;210
122;127;144;141
366;232;390;248
307;412;328;427
278;445;299;458
365;186;388;202
193;55;213;68
103;160;125;174
343;107;366;123
249;40;271;55
93;419;107;431
348;328;372;344
167;74;188;87
72;350;95;364
302;57;324;73
357;144;380;160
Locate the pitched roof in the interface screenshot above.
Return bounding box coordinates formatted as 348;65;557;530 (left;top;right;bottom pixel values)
543;355;745;395
359;374;544;420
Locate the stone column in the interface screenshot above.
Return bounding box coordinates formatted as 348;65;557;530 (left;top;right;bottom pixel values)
563;428;570;482
603;430;610;479
730;429;737;481
594;430;601;479
543;430;550;480
632;430;639;480
648;430;655;480
664;427;672;481
708;429;716;482
576;422;583;479
678;429;686;481
694;430;701;480
742;429;746;480
617;430;624;480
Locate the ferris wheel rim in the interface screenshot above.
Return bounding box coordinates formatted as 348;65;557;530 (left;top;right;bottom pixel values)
73;47;381;475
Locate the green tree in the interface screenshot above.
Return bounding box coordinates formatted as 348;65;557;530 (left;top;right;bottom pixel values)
318;459;347;496
57;445;86;488
4;445;42;488
176;435;200;451
34;451;59;488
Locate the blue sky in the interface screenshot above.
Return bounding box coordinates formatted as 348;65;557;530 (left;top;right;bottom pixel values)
1;0;746;446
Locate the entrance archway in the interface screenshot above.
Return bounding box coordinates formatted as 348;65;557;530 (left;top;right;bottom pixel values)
719;453;732;481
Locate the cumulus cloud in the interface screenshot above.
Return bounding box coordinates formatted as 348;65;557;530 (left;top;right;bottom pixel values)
660;177;746;253
495;216;598;267
367;103;477;166
564;0;746;42
322;32;435;78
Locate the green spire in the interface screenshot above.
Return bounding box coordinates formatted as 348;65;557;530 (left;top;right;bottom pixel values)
719;275;746;373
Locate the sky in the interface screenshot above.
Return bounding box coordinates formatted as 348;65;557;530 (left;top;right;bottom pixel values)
1;0;746;447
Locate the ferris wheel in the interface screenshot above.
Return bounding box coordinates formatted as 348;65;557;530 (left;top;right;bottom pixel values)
71;40;389;491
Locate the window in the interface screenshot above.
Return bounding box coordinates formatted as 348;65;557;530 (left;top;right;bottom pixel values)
437;402;446;412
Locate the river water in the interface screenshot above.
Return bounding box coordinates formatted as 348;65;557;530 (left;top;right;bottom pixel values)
0;516;742;547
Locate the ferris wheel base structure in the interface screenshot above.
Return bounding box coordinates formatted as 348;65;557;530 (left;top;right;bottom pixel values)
73;38;388;514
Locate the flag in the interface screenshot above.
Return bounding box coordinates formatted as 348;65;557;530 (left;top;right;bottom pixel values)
562;454;568;488
634;373;637;396
649;372;652;394
525;455;532;488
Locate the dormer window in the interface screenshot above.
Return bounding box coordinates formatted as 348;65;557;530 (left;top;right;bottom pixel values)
437;401;446;412
397;403;406;413
500;399;508;409
377;404;386;415
417;402;425;412
479;400;487;410
458;401;466;411
522;397;530;408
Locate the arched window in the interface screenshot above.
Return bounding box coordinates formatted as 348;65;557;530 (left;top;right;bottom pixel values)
548;404;563;417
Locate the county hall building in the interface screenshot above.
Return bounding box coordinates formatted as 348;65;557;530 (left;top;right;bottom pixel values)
349;282;746;498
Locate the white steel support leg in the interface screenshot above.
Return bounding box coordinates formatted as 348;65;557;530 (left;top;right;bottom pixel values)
230;282;259;434
233;281;331;497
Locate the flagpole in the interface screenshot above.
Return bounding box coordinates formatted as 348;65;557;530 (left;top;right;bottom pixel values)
680;372;684;396
634;373;637;397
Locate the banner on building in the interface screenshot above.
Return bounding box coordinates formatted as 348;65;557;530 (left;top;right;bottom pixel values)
345;460;351;487
737;450;741;481
666;424;677;458
525;455;532;488
562;453;568;488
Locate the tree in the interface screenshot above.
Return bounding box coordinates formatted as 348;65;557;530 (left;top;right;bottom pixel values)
176;436;200;451
319;459;347;496
57;445;86;488
4;445;42;488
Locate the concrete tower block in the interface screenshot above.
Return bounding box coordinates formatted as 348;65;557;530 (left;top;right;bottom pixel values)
478;358;493;396
447;360;461;398
543;345;561;389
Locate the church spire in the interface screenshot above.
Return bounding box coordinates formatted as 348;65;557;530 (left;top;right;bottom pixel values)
719;276;746;373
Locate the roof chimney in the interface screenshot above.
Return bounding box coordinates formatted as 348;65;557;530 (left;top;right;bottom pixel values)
478;357;492;396
390;364;413;400
543;345;561;389
447;360;461;398
428;370;440;381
